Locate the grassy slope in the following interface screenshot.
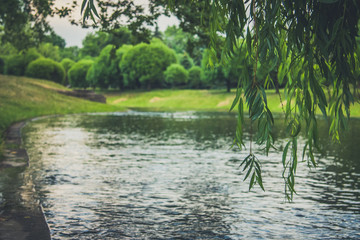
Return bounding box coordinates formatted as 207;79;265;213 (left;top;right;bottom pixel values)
105;89;287;113
0;75;123;155
105;89;360;116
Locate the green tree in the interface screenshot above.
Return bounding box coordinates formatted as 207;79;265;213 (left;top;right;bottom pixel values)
37;43;61;61
0;41;18;56
164;64;188;87
107;28;132;48
0;0;57;50
25;58;65;84
86;44;123;89
60;58;75;85
120;39;177;89
4;49;41;76
68;60;94;89
0;57;5;74
163;25;189;54
60;46;80;61
43;30;66;49
188;66;204;89
79;32;109;58
179;52;194;70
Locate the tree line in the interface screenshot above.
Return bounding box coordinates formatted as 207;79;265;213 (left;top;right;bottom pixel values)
0;25;254;92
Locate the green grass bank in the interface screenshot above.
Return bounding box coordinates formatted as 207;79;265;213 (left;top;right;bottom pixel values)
104;89;288;112
0;74;123;157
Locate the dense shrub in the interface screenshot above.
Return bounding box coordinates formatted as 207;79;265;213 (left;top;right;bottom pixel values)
60;58;75;85
86;44;123;89
188;66;204;89
200;49;217;88
0;57;5;74
120;39;176;89
4;49;42;76
25;58;65;83
68;59;94;88
164;64;188;87
60;58;75;72
4;55;27;76
37;43;61;61
179;52;193;70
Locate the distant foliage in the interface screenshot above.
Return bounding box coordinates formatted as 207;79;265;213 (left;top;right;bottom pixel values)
68;59;94;88
4;49;42;76
0;57;5;74
188;66;203;89
60;46;80;61
115;44;133;89
60;58;75;72
0;42;18;56
179;52;193;70
24;48;42;65
120;39;176;89
37;43;61;61
164;64;188;87
4;55;25;76
60;58;75;85
86;44;122;89
25;58;65;83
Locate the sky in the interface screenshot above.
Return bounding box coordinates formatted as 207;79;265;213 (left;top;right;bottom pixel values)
48;0;179;47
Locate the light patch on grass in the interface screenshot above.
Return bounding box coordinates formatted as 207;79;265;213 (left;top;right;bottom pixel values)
113;97;128;104
217;98;232;107
149;97;162;103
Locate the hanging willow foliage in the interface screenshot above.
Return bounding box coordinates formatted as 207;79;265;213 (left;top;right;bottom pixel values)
82;0;360;201
203;0;360;200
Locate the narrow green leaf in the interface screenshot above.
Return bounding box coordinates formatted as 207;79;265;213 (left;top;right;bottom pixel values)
282;141;291;167
249;172;256;191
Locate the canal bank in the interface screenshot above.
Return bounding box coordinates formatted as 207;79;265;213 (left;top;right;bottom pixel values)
0;120;51;240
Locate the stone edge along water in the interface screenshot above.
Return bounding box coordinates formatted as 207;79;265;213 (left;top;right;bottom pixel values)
0;120;51;240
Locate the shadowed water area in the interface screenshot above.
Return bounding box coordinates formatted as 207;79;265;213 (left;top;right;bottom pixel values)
4;112;360;239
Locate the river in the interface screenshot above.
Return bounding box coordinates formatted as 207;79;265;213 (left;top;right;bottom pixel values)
16;111;360;239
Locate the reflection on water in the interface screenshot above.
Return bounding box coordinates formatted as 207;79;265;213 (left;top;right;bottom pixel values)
17;111;360;239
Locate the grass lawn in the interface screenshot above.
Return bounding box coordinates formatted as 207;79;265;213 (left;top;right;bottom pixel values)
104;88;286;113
0;75;124;157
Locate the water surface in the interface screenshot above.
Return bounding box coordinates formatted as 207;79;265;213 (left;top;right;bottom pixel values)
21;112;360;239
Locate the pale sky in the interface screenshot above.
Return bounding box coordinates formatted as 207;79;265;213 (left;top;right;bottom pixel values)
48;0;179;47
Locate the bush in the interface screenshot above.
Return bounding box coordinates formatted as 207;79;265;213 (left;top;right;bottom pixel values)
120;40;176;89
37;43;61;61
179;52;193;70
60;58;75;72
0;57;5;74
60;58;75;85
24;48;42;66
164;64;188;87
5;49;42;76
4;55;27;76
68;59;94;88
86;44;122;89
188;66;203;89
25;58;65;83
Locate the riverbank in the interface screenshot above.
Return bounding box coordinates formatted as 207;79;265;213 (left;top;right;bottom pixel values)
0;74;124;158
0;75;123;239
0;120;51;240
